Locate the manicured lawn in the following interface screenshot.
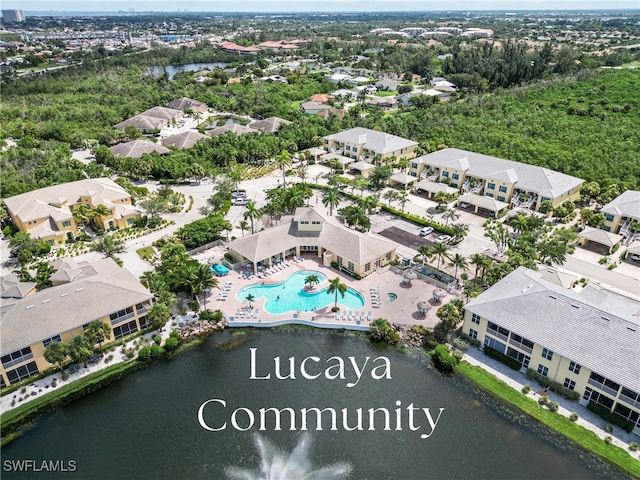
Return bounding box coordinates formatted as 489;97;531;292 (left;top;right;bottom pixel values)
457;361;640;478
136;246;155;260
375;91;397;97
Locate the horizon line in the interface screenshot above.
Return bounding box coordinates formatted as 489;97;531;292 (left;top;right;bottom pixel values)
17;8;640;13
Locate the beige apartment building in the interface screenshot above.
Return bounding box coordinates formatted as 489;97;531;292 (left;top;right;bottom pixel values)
322;127;418;163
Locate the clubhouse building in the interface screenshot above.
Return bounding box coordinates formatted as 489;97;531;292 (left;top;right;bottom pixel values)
409;149;584;215
462;267;640;436
0;258;153;387
3;178;141;246
227;207;397;277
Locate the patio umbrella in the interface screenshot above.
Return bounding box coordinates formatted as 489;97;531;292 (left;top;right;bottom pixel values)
417;301;431;316
402;269;417;286
432;288;446;301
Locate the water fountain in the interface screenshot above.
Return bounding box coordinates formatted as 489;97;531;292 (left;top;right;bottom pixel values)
225;433;353;480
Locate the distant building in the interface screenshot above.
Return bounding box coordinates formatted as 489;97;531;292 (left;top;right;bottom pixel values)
2;9;25;23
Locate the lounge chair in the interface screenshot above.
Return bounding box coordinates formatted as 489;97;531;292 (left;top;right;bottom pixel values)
368;311;372;321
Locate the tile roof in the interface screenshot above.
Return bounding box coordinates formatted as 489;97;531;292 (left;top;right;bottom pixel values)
166;97;207;110
601;190;640;220
0;258;153;355
115;114;167;132
579;226;623;248
324;128;418;155
207;124;259;136
0;273;36;299
248;117;292;133
417;148;584;198
109;140;170;158
465;267;640;392
161;130;208;149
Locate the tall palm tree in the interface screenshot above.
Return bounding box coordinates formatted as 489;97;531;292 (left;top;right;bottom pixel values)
326;277;347;309
469;253;491;280
322;189;341;216
429;242;451;270
441;208;460;226
190;263;218;311
304;274;321;290
448;253;468;281
245;294;255;309
72;204;94;230
510;214;529;238
417;245;431;266
356;195;377;214
243;201;262;234
276;150;292;187
383;190;398;207
238;220;250;237
93;204;112;229
397;189;410;212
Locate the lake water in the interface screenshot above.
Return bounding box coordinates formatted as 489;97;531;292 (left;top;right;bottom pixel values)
1;329;628;479
148;62;228;80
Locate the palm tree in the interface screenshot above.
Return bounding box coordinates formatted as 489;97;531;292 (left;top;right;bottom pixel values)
189;263;218;311
276;150;292;187
91;235;125;259
238;220;250;237
243;201;262;234
304;274;321;290
85;320;111;354
417;245;431;266
383;189;398;207
469;253;491;280
69;334;93;369
322;189;341;216
429;242;451;270
245;294;255;309
397;189;410;212
93;204;112;229
44;341;69;373
448;253;468;281
72;204;94;231
326;276;347;309
510;214;529;237
356;195;377;214
441;208;460;226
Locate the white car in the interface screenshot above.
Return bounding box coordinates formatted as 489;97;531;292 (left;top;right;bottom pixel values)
232;197;249;206
419;227;434;236
434;235;452;244
630;254;640;262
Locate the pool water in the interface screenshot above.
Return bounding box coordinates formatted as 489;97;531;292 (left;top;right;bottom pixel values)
387;292;398;303
237;271;365;314
211;263;229;276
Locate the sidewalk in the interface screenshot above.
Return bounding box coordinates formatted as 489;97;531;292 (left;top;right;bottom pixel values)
463;347;639;456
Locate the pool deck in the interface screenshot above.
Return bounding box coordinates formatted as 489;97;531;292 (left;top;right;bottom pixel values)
206;256;453;330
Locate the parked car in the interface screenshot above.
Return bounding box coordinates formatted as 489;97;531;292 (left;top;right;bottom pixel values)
434;234;452;244
232;197;249;206
419;226;434;237
630;254;640;262
231;191;246;198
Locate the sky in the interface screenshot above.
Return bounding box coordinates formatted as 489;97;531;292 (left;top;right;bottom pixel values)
4;0;640;12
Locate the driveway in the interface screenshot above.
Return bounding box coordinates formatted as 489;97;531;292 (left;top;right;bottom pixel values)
377;226;433;251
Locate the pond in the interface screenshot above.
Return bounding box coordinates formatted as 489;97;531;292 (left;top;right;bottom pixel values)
147;62;228;80
1;329;626;480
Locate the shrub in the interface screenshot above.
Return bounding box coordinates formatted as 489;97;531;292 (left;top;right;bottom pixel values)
525;369;581;401
458;332;481;347
629;442;639;451
150;344;162;358
200;309;224;322
153;335;162;345
165;337;179;351
138;347;151;361
538;395;549;406
431;344;458;373
570;412;579;422
605;436;612;445
169;329;180;339
452;338;469;351
188;300;200;312
605;424;614;433
547;401;559;412
484;346;522;370
586;402;634;433
521;385;531;394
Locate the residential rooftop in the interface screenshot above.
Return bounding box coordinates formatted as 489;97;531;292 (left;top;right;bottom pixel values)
324;127;418;155
601;190;640;219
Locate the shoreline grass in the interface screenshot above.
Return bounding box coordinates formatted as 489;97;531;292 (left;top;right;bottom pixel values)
457;361;640;478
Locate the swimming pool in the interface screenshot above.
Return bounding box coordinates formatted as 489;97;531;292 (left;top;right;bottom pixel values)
211;264;229;276
236;271;365;315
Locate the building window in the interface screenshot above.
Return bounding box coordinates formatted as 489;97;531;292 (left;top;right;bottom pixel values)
537;364;549;377
138;315;150;329
497;196;506;202
411;163;418;169
442;171;449;178
62;220;71;227
487;182;495;190
564;378;576;391
1;347;34;369
299;221;309;225
541;348;553;361
452;173;459;180
6;361;39;384
569;361;581;374
110;306;134;325
42;334;62;349
311;221;321;225
127;218;134;225
337;256;343;267
499;186;508;193
486;193;494;198
468;329;478;339
471;313;480;325
112;319;138;339
346;145;351;151
347;262;354;272
484;336;506;354
386;252;392;261
605;214;614;222
365;263;371;272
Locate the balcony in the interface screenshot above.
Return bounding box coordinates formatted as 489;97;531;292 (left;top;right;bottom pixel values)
419;169;439;182
487;329;508;343
619;220;640;245
618;393;640;410
511;191;537;210
508;338;533;354
111;312;136;325
2;353;34;370
587;378;619;397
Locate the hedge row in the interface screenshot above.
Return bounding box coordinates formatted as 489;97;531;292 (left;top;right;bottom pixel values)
483;346;522;370
586;402;635;433
525;369;581;401
380;205;456;236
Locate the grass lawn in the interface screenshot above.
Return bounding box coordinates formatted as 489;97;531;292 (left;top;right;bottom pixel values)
457;361;640;478
136;246;155;260
375;90;398;97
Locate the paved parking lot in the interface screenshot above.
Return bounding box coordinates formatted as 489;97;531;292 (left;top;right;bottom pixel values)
377;226;434;250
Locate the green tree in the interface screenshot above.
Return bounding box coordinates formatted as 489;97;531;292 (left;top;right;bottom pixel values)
275;150;292;187
470;253;491;280
91;235;126;259
322;188;341;216
44;341;69;373
448;253;468;281
485;221;511;254
68;334;93;369
148;302;171;329
429;242;451;270
369;318;399;345
245;293;255;309
397;189;410;212
304;274;321;290
326;276;347;309
243;200;262;234
441;208;460;226
189;263;218;311
238;220;250;237
84;320;111;354
417;245;431;266
383;189;399;207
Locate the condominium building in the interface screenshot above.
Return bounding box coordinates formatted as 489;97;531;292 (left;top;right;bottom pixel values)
2;10;25;22
0;258;154;387
228;207;397;277
461;267;640;436
3;178;141;246
600;190;640;244
410;148;584;215
322;127;418;163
